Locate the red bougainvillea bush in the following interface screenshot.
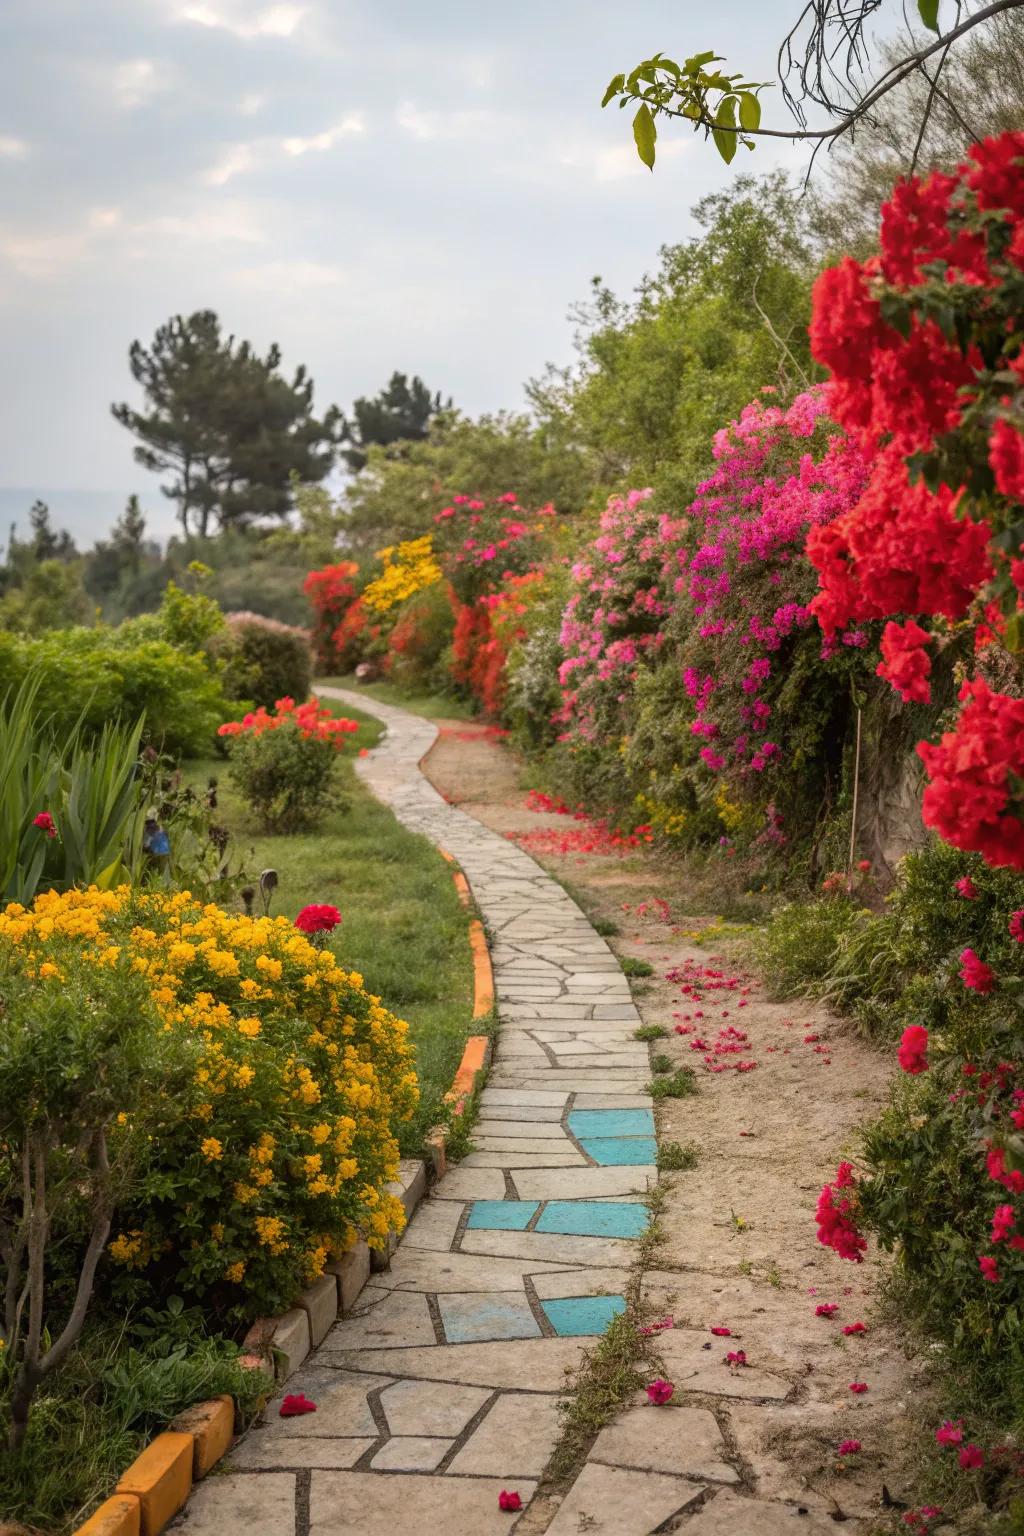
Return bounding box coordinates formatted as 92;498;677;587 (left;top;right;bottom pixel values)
796;139;1024;1470
303;561;360;671
808;131;1024;872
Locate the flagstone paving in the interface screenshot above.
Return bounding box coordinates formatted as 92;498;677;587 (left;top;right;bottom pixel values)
170;692;864;1534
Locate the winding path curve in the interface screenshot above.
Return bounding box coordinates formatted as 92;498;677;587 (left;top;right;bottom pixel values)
171;691;723;1536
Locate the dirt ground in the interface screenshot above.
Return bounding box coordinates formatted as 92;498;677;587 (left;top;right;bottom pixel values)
424;722;949;1534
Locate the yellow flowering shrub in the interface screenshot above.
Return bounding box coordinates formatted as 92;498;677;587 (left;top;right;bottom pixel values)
0;886;418;1324
362;536;442;614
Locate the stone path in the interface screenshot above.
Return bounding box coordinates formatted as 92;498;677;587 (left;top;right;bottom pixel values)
170;693;805;1536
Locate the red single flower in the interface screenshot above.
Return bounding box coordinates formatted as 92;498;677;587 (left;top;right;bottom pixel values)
843;1322;867;1336
958;1443;985;1470
838;1439;862;1455
498;1490;522;1512
725;1350;748;1367
935;1420;964;1447
32;811;57;839
279;1393;317;1417
959;948;995;995
709;1326;731;1336
955;877;978;900
646;1378;674;1404
815;1303;839;1317
849;1382;869;1393
897;1025;929;1076
294;904;342;935
978;1254;1001;1283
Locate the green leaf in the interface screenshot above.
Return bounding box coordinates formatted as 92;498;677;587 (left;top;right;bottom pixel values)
918;0;940;31
601;72;625;108
633;103;657;170
711;95;737;164
738;91;761;131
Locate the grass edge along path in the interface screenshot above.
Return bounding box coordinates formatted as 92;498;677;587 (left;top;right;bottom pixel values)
186;700;474;1154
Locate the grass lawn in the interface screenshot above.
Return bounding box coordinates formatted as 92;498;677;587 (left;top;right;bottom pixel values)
186;701;474;1152
318;673;475;721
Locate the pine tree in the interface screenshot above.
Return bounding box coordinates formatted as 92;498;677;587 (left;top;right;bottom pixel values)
342;372;450;472
112;311;342;537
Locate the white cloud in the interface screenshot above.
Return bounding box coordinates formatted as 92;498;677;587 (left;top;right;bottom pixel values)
558;136;690;184
232;257;346;291
141;202;266;244
237;92;266;115
202;115;364;187
394;101;495;142
0;207;122;279
204;142;256;186
0;136;29;160
112;58;165;111
177;3;307;40
282;114;364;155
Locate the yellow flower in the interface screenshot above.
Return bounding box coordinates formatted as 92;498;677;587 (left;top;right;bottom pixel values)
310;1123;331;1145
210;1223;225;1242
255;955;282;981
237;1016;261;1038
224;1261;246;1283
201;1137;224;1162
38;961;59;979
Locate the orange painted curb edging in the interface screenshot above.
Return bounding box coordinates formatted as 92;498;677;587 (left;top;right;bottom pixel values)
445;1033;491;1117
469;918;494;1019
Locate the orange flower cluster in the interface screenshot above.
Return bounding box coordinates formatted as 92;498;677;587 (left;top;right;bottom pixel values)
217;695;359;748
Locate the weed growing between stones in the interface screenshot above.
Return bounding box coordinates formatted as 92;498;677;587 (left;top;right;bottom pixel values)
657;1140;699;1171
647;1067;699;1099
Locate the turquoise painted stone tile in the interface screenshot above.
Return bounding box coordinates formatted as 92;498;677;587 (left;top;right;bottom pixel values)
580;1137;658;1166
440;1292;542;1343
534;1201;648;1239
568;1109;655;1139
466;1200;539;1231
541;1294;626;1337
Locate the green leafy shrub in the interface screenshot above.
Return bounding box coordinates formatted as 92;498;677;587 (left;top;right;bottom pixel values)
217;612;312;707
0;629;229;756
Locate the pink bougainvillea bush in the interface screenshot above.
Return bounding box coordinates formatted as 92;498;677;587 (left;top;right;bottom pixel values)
552;394;876;846
664;387;873;833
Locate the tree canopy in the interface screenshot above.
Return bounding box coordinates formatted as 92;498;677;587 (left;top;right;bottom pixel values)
112;311;342;538
341;371;451;472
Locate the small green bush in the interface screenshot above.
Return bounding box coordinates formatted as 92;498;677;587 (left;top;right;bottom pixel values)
217;612;312;708
647;1067;698;1099
224;718;339;832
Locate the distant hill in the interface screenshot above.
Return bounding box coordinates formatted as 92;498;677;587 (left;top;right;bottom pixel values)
0;486;177;555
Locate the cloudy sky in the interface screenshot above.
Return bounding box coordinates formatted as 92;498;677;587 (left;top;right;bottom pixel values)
0;0;810;543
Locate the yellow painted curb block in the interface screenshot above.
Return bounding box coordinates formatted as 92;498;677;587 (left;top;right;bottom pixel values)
116;1431;193;1536
72;1495;141;1536
171;1395;235;1479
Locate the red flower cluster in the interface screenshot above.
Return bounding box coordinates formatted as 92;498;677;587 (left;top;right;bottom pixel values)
919;680;1024;871
218;696;359;750
897;1025;929;1076
294;904;341;935
807;448;991;639
816;1163;867;1262
959;946;996;994
876;620;932;705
